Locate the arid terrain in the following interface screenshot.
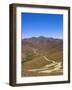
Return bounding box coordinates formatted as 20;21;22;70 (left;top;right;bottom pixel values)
21;36;63;77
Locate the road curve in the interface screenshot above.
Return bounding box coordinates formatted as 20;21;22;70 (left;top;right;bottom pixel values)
27;56;62;74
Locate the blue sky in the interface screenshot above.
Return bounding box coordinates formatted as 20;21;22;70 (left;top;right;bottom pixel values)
21;13;63;39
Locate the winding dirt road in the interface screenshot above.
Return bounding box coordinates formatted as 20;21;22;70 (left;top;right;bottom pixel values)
28;56;63;74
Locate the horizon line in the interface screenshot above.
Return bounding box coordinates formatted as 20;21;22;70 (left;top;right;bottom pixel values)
21;36;63;40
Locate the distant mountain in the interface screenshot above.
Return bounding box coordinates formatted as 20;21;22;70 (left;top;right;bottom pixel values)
22;36;63;62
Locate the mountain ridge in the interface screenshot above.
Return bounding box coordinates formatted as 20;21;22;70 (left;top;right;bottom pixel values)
21;36;63;76
22;36;63;40
22;36;63;62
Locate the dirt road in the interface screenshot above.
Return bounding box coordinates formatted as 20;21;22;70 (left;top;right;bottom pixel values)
28;56;62;74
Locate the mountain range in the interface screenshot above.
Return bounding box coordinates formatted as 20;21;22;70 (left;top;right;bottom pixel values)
22;36;63;62
21;36;63;76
